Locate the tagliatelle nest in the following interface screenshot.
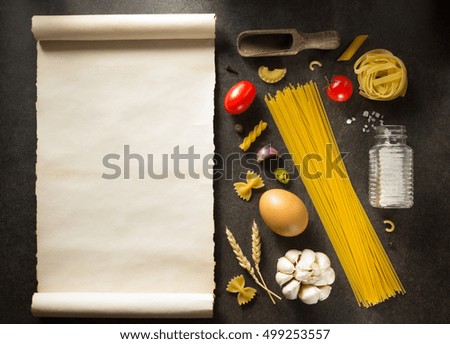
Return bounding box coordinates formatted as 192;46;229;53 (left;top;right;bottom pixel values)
354;49;407;101
226;275;257;305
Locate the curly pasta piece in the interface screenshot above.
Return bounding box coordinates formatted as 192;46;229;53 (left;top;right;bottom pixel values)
384;219;395;233
354;49;407;101
234;170;264;201
226;275;257;305
239;120;268;152
309;60;322;71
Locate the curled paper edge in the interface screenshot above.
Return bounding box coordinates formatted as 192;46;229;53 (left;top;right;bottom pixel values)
31;292;214;318
31;14;216;41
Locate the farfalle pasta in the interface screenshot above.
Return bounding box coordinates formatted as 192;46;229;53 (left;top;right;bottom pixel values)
233;170;264;201
226;275;257;305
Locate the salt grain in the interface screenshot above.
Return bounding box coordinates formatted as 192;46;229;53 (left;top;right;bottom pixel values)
358;110;384;133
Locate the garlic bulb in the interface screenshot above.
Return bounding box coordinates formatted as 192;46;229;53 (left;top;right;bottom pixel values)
275;249;335;304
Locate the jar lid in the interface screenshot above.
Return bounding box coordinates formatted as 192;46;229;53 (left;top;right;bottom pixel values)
374;125;407;138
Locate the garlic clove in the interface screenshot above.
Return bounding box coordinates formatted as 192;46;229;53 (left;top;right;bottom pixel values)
318;285;332;301
277;256;295;274
298;285;320;305
297;249;316;270
256;145;280;163
314;267;335;286
302;275;319;285
294;266;312;281
311;263;322;276
315;252;331;270
323;267;336;285
275;272;294;286
285;249;302;264
282;279;300;300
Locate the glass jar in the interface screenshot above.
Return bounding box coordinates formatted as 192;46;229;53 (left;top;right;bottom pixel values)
369;125;413;208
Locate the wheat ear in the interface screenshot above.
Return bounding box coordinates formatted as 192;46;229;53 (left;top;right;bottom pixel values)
225;227;280;301
251;221;281;303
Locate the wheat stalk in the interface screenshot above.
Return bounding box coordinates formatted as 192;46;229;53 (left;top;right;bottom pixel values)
226;227;254;274
251;220;261;266
225;226;280;303
251;220;279;303
252;221;274;303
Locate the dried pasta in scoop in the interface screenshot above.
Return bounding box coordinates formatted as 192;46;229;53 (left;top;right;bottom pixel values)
354;49;407;101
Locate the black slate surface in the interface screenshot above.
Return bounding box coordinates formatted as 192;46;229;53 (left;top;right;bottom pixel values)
0;0;449;324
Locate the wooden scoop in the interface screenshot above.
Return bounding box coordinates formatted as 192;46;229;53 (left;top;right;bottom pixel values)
237;29;340;57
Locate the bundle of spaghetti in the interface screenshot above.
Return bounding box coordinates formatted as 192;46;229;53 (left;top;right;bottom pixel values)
264;81;405;307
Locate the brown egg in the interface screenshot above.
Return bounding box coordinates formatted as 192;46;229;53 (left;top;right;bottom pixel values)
259;189;308;237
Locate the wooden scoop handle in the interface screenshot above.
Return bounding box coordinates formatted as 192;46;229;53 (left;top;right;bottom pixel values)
236;29;340;57
299;31;341;51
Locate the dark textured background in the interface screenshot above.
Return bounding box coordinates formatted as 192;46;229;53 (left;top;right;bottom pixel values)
0;0;449;324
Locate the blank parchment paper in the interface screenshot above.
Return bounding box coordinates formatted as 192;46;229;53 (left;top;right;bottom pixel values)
31;14;216;318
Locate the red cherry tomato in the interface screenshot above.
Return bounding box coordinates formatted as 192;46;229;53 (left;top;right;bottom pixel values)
224;80;256;115
326;75;353;102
